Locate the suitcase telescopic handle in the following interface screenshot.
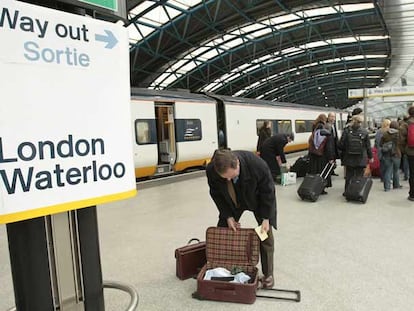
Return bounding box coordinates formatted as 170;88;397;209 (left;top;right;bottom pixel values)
187;238;200;244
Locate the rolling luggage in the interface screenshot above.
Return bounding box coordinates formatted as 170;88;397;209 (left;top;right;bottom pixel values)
193;227;301;304
344;176;373;203
370;147;381;177
290;155;310;177
175;238;206;280
297;162;334;202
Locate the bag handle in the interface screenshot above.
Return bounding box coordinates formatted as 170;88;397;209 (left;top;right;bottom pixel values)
187;238;200;244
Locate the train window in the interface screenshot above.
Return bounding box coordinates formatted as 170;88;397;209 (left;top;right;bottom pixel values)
295;120;313;133
175;119;202;142
273;120;292;134
338;120;345;130
135;119;157;145
256;120;273;135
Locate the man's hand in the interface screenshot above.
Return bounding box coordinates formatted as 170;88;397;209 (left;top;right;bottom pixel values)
227;217;241;232
261;219;270;233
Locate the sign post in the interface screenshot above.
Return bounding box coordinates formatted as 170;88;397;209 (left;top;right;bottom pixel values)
0;1;136;310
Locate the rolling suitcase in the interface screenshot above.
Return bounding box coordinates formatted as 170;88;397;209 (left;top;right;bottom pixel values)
290;155;310;177
344;176;373;203
175;238;206;280
297;162;334;202
370;147;381;177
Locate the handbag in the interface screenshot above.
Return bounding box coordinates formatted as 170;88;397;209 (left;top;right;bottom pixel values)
281;172;297;186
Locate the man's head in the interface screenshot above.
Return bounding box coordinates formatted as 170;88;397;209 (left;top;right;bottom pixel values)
351;114;363;128
328;112;335;123
211;149;240;180
408;106;414;117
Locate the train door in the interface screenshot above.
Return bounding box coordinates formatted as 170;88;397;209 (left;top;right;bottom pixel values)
154;103;177;175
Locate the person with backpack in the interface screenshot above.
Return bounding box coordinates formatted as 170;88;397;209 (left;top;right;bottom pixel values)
380;120;402;191
399;106;414;201
308;114;335;194
339;114;373;195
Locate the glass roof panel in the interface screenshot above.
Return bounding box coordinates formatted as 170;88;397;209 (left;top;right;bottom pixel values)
170;0;203;9
141;6;171;26
133;1;388;102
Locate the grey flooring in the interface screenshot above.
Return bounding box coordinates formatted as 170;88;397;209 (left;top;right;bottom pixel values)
1;154;414;311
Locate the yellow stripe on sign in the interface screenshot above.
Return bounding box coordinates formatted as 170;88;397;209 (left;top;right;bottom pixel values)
0;189;137;225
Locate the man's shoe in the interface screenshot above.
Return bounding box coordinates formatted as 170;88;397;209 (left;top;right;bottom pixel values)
260;275;274;289
408;196;414;202
321;190;328;195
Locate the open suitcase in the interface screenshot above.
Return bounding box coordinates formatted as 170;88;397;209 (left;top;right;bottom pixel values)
194;227;301;304
175;238;206;280
344;176;373;203
297;162;334;202
195;227;259;304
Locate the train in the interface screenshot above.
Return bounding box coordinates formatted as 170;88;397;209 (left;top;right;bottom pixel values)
130;88;348;179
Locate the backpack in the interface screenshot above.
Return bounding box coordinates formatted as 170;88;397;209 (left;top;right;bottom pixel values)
308;130;327;156
347;129;364;155
381;141;394;154
407;123;414;147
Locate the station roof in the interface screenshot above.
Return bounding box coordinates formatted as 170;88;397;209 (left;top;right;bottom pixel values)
125;0;414;122
127;1;391;109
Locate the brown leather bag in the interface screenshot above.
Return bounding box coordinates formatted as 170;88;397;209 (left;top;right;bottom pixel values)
175;238;206;280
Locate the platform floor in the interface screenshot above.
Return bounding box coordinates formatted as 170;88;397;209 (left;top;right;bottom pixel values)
1;154;414;311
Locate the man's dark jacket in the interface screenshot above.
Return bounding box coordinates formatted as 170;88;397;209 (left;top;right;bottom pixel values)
206;151;277;229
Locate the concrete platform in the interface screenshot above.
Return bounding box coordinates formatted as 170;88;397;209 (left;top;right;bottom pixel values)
1;153;414;311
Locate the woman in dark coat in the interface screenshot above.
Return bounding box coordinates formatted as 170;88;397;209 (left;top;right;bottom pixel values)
256;121;272;154
308;113;335;193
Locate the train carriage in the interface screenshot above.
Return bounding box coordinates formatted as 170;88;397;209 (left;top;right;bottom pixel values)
131;88;218;178
131;88;346;179
210;94;346;153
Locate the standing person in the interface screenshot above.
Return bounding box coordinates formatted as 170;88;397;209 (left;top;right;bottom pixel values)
206;149;277;288
399;106;414;201
327;112;340;175
339;114;373;195
375;119;391;181
256;121;272;155
259;133;295;182
380;120;402;191
308;114;335;194
400;116;410;181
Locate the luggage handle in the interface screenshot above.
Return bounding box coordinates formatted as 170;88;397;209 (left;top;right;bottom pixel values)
320;162;334;180
256;288;301;302
187;238;201;244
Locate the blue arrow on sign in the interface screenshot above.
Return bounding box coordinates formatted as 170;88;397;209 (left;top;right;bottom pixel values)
95;30;118;49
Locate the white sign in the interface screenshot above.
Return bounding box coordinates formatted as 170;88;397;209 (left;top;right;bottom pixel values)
348;89;364;99
0;0;136;223
349;86;414;98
